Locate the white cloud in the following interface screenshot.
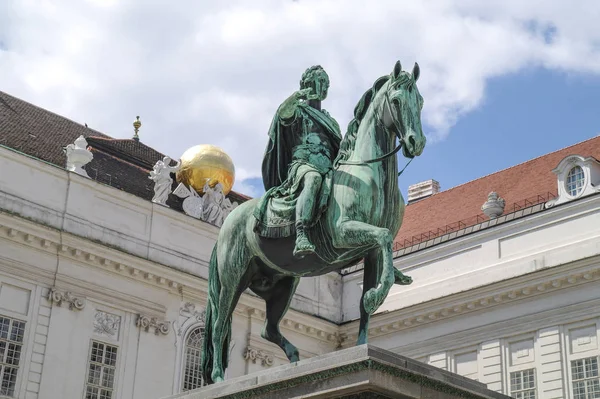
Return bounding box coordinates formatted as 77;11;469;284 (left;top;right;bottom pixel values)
1;0;600;194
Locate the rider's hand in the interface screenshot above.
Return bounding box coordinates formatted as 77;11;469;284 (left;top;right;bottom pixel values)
296;87;319;101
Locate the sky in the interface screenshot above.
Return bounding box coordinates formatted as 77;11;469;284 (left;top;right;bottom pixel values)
1;0;600;199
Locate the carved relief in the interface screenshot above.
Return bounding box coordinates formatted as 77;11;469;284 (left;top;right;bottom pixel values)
47;288;86;311
136;314;170;335
180;302;205;322
243;346;274;367
93;311;121;339
177;302;206;336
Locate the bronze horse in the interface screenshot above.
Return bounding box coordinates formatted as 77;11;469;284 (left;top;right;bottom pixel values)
202;61;426;384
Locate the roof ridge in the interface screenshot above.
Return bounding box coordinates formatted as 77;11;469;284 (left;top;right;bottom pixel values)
414;134;600;203
0;90;110;139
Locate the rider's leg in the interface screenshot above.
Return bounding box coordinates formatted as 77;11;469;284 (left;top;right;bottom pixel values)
293;171;322;258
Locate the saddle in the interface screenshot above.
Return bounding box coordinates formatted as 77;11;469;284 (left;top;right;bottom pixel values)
254;173;371;265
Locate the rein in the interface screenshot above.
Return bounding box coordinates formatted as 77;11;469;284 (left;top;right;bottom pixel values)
338;93;413;176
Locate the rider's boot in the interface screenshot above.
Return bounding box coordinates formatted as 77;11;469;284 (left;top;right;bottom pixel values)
293;223;315;259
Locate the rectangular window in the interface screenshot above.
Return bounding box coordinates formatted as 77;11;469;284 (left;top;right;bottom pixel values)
572;357;600;399
510;368;536;399
84;341;118;399
0;316;25;397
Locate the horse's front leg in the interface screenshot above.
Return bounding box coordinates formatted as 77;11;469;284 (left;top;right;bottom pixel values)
334;220;394;315
357;250;380;345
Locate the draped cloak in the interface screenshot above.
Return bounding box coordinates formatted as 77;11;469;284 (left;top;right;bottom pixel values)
254;102;342;238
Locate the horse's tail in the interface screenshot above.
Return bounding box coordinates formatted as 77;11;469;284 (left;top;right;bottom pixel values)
202;244;230;385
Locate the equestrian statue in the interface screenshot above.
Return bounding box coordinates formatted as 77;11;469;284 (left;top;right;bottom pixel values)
202;60;427;384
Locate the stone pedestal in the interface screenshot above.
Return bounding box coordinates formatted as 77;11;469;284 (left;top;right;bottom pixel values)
165;345;510;399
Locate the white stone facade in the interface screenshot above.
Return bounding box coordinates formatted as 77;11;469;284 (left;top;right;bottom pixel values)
0;146;339;399
1;143;599;399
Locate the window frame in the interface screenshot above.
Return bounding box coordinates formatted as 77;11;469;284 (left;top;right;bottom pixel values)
509;368;537;399
570;355;600;399
180;325;205;392
0;315;27;398
564;319;600;399
565;165;586;199
83;339;119;399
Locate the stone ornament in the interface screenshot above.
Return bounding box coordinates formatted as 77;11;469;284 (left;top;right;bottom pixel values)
243;346;274;367
64;135;93;177
136;314;171;335
173;181;238;227
180;302;206;322
47;288;86;311
149;156;181;207
481;192;506;219
93;311;121;339
176;302;206;336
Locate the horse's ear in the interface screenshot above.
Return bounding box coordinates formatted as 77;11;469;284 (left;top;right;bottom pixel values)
412;62;420;82
392;60;402;79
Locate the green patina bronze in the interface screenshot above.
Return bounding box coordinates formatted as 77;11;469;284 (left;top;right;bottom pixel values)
202;60;426;384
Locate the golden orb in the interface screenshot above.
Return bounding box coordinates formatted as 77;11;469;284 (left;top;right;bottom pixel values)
176;144;235;195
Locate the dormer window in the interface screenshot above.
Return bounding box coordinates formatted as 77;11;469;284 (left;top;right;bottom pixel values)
566;165;585;197
546;155;600;208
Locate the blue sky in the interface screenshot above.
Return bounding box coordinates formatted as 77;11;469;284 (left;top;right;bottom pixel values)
241;68;600;199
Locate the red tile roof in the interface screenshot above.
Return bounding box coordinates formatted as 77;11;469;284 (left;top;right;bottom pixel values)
394;135;600;250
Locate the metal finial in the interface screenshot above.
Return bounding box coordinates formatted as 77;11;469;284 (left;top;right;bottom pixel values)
133;116;141;141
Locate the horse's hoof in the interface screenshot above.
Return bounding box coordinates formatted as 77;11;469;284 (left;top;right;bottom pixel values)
399;276;412;285
363;288;379;314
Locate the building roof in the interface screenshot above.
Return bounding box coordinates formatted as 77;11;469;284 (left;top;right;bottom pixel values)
393;135;600;250
0;91;110;166
0;90;249;204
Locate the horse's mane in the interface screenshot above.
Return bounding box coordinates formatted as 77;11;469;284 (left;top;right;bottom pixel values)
333;75;391;168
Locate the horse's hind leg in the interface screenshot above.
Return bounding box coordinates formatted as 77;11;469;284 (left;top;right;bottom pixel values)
261;276;301;362
357;250;379;345
211;267;251;383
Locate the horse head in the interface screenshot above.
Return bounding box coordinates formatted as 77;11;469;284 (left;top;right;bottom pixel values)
382;60;426;159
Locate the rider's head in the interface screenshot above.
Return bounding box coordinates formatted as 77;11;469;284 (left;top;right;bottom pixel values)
300;65;329;101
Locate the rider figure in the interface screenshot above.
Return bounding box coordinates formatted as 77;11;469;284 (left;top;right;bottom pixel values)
255;66;342;258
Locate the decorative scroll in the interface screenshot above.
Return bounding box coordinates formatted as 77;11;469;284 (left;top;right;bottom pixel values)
136;314;171;335
243;346;274;367
47;288;86;311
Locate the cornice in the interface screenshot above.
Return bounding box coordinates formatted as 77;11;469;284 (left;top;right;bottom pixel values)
0;218;190;293
339;255;600;345
396;297;600;359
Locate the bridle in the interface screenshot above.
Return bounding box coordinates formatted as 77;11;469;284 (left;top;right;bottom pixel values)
338;85;414;176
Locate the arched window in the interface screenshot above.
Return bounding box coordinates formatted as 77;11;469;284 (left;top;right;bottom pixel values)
182;327;204;391
566;165;585;197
